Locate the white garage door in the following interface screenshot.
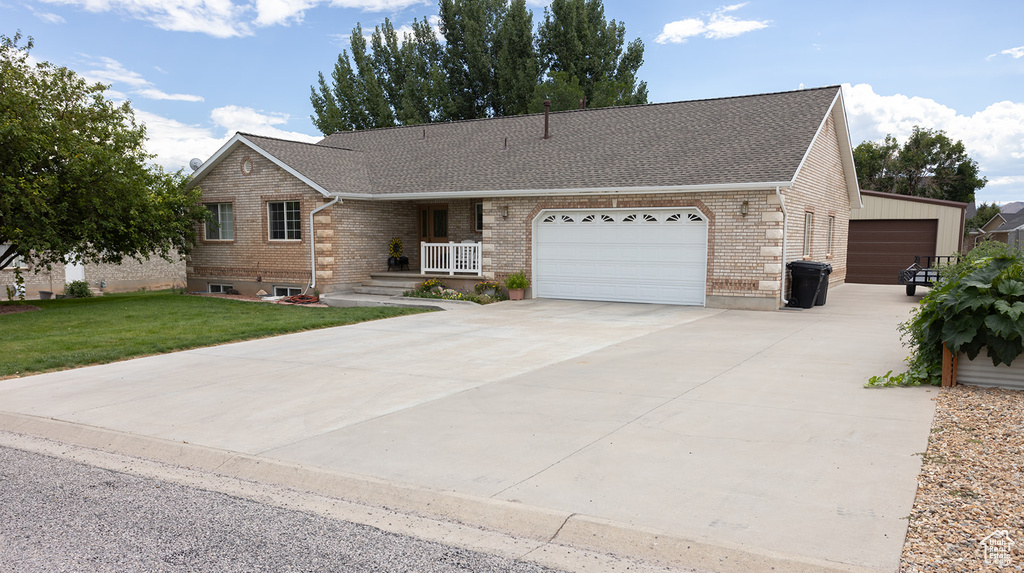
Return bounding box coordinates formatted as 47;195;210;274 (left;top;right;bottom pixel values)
533;208;708;305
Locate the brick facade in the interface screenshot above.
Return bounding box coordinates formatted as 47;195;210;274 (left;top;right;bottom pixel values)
785;114;852;295
189;123;852;309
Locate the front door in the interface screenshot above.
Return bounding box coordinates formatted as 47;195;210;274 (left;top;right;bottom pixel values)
419;206;448;243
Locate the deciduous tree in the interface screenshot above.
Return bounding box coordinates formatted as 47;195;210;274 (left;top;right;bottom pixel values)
0;33;206;272
852;127;986;203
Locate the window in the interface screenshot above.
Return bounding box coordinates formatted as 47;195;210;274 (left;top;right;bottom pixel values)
205;203;234;240
826;216;835;255
803;212;814;257
475;203;484;232
274;286;302;297
208;283;233;293
269;201;301;240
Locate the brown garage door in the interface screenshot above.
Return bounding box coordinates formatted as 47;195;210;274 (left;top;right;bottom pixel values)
847;219;938;284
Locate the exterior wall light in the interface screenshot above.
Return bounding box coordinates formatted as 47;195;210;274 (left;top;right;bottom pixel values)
502;206;509;219
740;200;749;217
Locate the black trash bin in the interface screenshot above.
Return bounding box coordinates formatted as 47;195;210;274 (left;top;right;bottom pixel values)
786;261;829;309
814;263;833;306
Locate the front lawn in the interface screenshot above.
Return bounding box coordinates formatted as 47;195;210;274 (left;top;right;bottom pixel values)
0;291;428;377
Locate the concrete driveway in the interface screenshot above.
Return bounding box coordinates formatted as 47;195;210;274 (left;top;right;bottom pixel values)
0;284;934;572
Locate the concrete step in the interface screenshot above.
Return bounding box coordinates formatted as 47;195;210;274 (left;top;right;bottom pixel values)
362;279;423;289
352;285;408;296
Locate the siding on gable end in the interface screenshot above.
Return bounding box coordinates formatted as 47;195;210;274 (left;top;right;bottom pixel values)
785;114;852;289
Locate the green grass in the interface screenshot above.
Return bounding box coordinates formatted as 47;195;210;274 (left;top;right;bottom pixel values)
0;291;428;377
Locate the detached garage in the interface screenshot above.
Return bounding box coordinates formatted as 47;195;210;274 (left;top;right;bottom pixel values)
847;191;966;285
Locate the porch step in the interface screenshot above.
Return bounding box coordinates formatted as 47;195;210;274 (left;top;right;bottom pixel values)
362;278;424;289
352;285;409;296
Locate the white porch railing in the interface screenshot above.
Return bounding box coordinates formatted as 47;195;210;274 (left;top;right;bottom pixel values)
421;241;482;276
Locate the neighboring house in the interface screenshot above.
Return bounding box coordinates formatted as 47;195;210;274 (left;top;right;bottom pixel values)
847;191;967;284
967;206;1024;250
0;245;185;300
186;86;861;310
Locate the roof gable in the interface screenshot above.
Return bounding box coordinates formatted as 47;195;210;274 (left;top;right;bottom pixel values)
189;133;368;197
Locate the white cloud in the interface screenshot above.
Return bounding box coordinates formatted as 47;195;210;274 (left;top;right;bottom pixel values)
136;88;205;102
843;83;1024;201
41;0;253;38
79;56;204;102
656;3;769;44
1001;46;1024;59
43;0;430;36
26;4;66;23
210;105;320;143
137;106;319;171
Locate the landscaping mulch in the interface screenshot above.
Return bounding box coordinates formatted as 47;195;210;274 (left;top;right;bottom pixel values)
901;385;1024;571
0;304;40;316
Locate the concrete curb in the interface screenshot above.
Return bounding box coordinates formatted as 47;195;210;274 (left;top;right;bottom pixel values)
0;411;882;573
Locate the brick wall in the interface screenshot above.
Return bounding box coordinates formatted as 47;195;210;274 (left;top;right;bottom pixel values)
188;147;320;296
481;191;784;308
2;256;183;300
785;114;852;293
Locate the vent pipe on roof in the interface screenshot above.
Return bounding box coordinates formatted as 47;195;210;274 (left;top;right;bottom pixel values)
543;100;551;139
578;96;586;110
503;137;508;151
422;128;426;140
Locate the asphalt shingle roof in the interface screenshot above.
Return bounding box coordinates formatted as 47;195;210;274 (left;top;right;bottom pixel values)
243;86;841;196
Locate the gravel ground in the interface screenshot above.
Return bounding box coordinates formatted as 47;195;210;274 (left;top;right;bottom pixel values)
900;385;1024;572
0;446;562;573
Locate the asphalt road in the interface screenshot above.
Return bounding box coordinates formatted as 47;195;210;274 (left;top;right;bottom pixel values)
0;446;562;573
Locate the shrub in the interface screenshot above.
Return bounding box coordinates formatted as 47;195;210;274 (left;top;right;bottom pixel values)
504;271;530;290
418;278;444;292
64;280;94;298
474;280;500;294
868;244;1024;387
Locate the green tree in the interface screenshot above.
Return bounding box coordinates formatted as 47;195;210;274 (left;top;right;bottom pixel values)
492;0;537;117
852;127;986;203
535;0;647;110
0;33;207;272
967;202;1002;232
309;0;647;134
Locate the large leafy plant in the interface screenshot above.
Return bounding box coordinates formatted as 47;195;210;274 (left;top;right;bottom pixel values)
869;243;1024;387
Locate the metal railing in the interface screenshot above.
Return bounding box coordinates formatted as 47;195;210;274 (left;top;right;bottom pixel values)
420;241;482;276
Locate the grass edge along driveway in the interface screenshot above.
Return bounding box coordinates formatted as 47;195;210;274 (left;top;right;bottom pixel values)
0;292;429;378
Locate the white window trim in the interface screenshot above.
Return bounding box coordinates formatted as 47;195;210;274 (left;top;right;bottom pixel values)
208;283;233;293
205;203;234;241
803;212;814;257
826;216;835;256
273;286;303;297
1;244;24;268
268;201;302;241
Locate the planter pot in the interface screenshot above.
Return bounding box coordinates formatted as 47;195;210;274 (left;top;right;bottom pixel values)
508;288;524;300
481;288;496;297
38;291;53;300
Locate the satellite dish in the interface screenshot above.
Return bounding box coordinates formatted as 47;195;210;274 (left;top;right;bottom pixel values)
189;158;203;171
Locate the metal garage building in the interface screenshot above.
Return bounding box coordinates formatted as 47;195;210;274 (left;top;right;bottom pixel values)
846;190;967;284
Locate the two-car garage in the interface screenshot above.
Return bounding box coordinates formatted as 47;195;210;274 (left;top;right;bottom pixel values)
532;208;708;306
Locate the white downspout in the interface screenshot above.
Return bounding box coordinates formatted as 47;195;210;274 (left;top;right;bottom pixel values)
309;197;340;290
776;186;789;307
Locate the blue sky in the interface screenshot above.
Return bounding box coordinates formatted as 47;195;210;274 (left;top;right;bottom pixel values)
4;0;1023;204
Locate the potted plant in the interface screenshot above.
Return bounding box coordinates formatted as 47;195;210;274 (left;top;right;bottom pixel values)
387;237;408;271
474;280;500;297
504;271;530;300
